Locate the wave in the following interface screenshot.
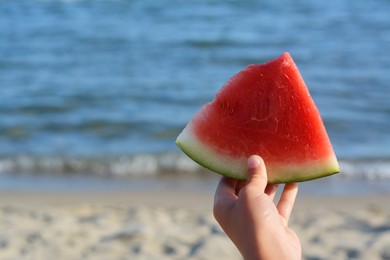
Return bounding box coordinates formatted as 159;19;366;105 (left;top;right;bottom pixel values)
0;153;206;178
1;153;390;181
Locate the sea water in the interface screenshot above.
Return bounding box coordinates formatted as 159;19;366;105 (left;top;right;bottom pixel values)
0;0;389;193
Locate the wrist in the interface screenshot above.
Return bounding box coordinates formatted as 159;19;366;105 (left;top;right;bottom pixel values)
242;232;296;260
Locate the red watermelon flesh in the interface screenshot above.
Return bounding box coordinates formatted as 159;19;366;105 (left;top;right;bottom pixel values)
176;52;339;183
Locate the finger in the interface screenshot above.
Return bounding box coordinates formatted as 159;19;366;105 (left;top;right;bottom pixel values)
234;180;247;196
214;177;238;205
213;177;238;222
246;155;268;192
277;183;298;223
265;184;279;201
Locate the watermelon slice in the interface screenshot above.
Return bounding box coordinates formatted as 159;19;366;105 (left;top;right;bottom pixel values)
176;52;339;183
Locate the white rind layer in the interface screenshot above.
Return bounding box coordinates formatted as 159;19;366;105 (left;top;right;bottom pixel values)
176;122;248;179
176;122;339;183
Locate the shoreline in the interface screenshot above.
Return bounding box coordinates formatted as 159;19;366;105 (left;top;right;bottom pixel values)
2;171;390;197
1;188;390;207
0;188;216;209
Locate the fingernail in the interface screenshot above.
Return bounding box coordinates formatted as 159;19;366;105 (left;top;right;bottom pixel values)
247;156;261;169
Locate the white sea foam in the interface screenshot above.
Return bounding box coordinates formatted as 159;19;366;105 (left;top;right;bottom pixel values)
1;154;390;181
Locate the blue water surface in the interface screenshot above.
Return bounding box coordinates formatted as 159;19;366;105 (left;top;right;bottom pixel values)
0;0;389;182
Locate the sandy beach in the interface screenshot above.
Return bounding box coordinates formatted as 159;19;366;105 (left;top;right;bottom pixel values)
1;185;390;260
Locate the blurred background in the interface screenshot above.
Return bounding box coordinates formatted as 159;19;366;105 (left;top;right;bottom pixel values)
0;0;389;193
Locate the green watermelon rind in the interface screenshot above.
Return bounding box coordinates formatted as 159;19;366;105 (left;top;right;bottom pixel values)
176;122;340;183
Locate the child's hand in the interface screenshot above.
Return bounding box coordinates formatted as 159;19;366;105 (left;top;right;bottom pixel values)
213;155;301;260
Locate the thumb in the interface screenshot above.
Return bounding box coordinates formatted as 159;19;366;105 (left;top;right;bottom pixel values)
246;155;268;191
